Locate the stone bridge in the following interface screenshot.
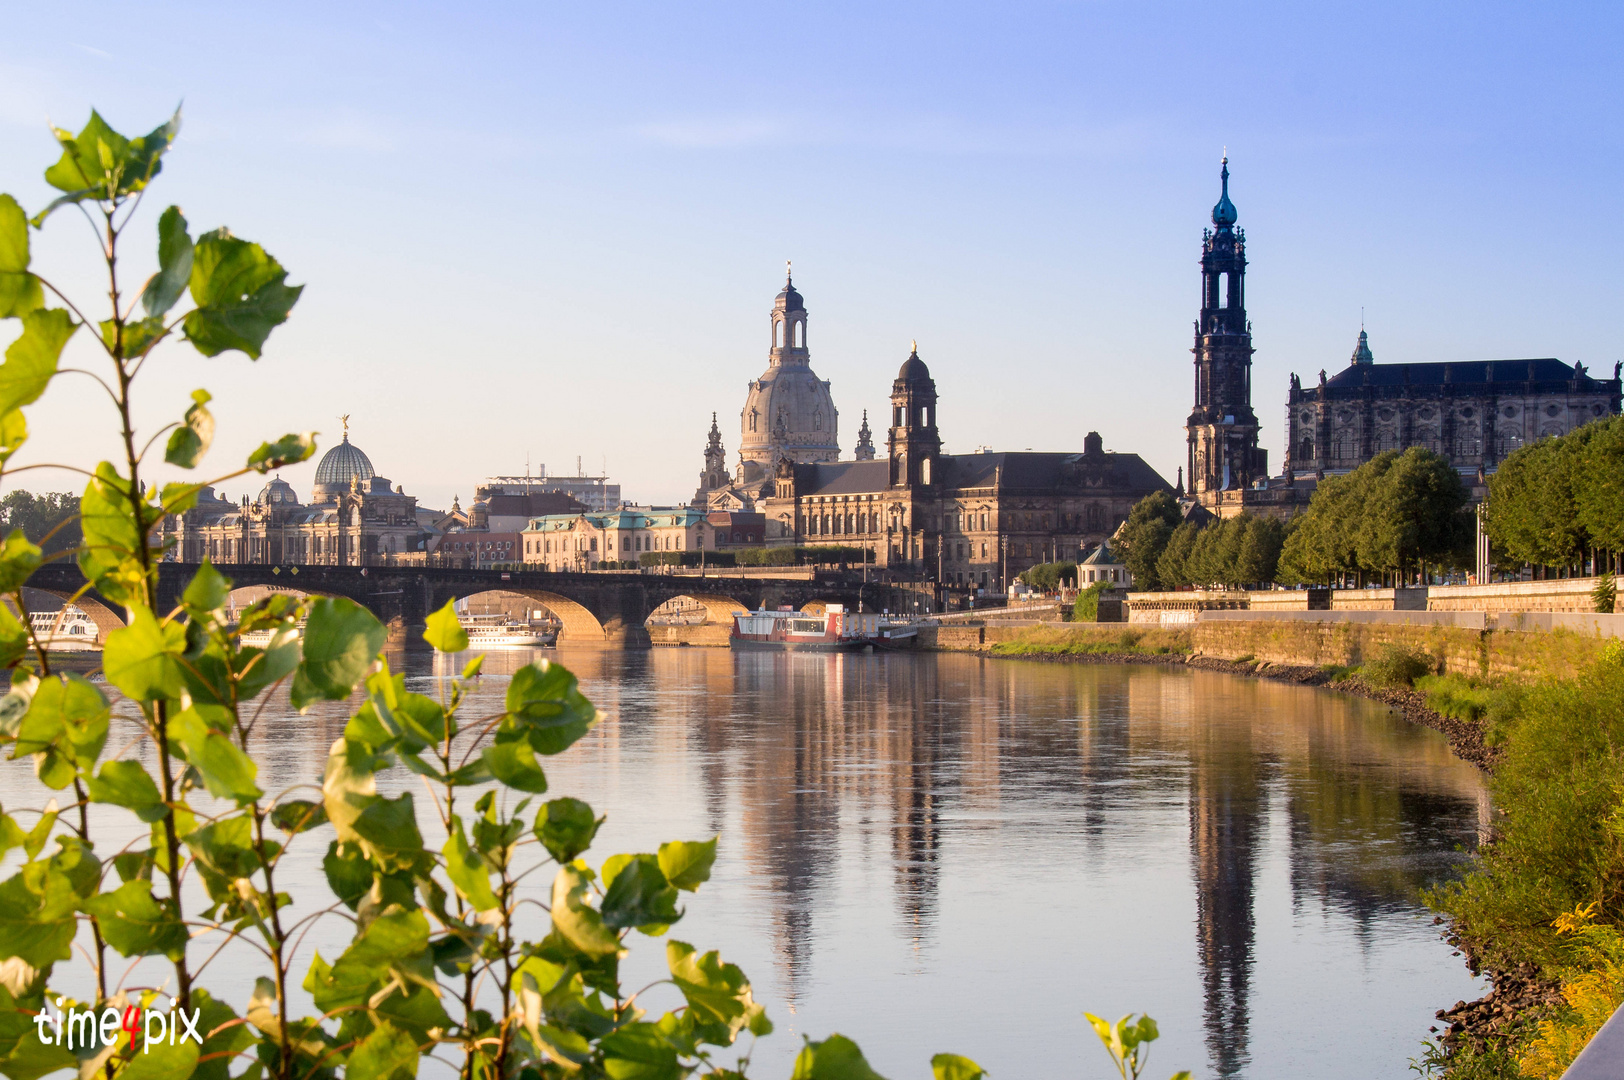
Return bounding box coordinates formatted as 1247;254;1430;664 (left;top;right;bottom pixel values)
24;563;884;646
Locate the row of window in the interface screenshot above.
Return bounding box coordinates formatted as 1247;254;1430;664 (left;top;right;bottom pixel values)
1303;428;1541;460
802;506;1114;537
525;533;690;556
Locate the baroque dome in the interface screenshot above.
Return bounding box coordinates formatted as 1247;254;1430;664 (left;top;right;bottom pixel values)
897;341;931;382
314;435;375;488
737;274;839;485
259;475;299;506
311;433;376;502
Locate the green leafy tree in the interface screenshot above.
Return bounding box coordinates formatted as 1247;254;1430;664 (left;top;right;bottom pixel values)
0;491;81;554
1486;434;1588;571
0;108;1010;1080
1116;491;1182;591
1575;416;1624;556
1154;521;1199;588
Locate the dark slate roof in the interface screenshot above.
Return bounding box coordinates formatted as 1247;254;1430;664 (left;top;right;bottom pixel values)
790;452;1172;497
791;460;890;495
1323;358;1580;389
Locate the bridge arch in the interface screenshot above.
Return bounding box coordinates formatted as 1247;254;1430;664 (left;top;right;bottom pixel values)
13;587;127;641
647;593;750;626
456;589;605;642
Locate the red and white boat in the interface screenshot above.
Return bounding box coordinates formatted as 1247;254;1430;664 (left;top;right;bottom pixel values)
729;604;879;652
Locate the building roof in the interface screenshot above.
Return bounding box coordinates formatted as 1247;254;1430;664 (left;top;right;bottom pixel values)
1322;357;1585;390
313;435;376;488
788;450;1171;497
897;344;931;383
524;507;708;532
1080;541;1119;566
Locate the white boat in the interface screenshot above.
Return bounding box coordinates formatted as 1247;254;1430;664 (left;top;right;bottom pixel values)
28;607;100;652
460;614;556;648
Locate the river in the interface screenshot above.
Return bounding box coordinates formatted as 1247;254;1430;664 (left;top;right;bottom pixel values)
1;647;1487;1079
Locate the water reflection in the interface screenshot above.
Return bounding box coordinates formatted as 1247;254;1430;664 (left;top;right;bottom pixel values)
0;648;1486;1079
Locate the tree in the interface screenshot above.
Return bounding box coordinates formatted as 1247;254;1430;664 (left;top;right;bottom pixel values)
1155;521;1199;587
1575;416;1624;556
1278;448;1468;584
1116;490;1182;591
0;489;80;553
1234;515;1285;586
1486;433;1588;571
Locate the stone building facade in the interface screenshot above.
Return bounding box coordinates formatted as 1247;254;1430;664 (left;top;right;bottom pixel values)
1285;332;1622;478
758;346;1172;590
523;508;738;571
163;428;426;565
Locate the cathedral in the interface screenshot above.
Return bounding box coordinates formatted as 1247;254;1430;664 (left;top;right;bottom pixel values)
692;274;1172;591
1183;158;1621;519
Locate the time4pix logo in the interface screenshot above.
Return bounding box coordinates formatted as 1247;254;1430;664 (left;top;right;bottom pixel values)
35;999;203;1052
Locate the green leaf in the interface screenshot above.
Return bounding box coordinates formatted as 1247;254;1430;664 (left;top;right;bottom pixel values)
345;1020;418;1080
550;864;623;959
271;799;327;835
189;989;254;1080
142;205;193;317
165;388;214;468
0;308;74;417
443;815;498;912
535;797;602;864
657;837;717;893
86;759;166;821
183;229;302;359
0;982;76;1080
667;940;770;1044
103;607;187;701
247;431;316;474
506;661;599;755
600;1021;683;1080
0;195;41;319
77;462;147;606
323;841;372;910
600;853;680;932
117;1029;198;1080
791;1034;890;1080
0;863;78;966
482;738;549;794
0;408;27;471
182;558;231;614
39;108;180;214
293;597;385;709
171;707;260;803
14;672;108;762
100;314;166;358
930;1054;986;1080
81;879;186;959
0;531;40;593
351;793;424;872
21;805;55;861
182;815;263;881
422;599;468;653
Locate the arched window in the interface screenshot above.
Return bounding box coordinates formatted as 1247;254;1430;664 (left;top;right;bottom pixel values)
1218;272;1229;308
921;458;932;485
1299;436;1314;461
1375;428;1399;453
773;320;782;349
1496;428;1524;458
1454;428;1482;458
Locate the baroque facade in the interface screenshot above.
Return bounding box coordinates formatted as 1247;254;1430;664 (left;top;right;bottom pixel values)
1285;332;1622;478
759;346;1171;590
163;426;425;565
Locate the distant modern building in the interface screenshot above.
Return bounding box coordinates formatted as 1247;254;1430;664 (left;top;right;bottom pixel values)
481;470;620;514
1284;332;1622;478
164;423;426;565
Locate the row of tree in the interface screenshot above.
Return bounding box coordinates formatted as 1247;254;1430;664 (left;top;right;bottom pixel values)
0;490;79;554
1276;447;1472;584
1483;415;1624;572
1017;561;1078;590
1114;447;1473;589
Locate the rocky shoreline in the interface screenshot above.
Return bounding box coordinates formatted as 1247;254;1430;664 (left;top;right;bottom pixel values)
973;645;1542;1064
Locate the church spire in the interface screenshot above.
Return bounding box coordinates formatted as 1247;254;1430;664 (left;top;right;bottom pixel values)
854;409;876;461
1212;155;1237;229
1350;328;1374;365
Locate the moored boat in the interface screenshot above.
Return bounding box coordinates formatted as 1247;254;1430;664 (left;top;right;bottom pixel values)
28;606;101;652
460;613;556;648
729;604;878;652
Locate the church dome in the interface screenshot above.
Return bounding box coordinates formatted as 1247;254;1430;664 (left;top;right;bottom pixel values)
775;274;804;312
737;273;838;484
258;475;299;507
897;341;931;382
311;433;376;502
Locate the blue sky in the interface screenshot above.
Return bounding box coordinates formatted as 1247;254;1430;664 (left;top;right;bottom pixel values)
4;2;1622;509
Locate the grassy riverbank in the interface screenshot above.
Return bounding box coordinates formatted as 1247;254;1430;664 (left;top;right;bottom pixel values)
962;623;1624;1078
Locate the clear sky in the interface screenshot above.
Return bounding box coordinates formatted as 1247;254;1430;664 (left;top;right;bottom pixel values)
4;2;1622;510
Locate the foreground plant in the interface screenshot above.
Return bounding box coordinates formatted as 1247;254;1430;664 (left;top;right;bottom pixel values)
0;108;1011;1080
1084;1013;1189;1080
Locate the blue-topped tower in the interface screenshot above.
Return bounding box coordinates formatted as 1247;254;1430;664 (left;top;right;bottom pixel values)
1187;156;1266;508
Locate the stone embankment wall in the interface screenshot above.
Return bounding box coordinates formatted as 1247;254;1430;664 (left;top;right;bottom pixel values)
1129;578;1612;624
649;623;733;647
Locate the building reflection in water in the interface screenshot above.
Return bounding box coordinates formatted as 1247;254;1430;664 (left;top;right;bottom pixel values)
450;646;1485;1075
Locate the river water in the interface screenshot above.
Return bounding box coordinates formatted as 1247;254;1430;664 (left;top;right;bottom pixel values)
2;647;1487;1079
